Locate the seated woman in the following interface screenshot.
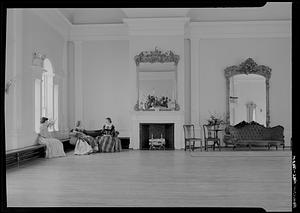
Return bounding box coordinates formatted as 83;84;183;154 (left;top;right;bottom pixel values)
96;117;122;153
70;121;98;154
38;117;66;158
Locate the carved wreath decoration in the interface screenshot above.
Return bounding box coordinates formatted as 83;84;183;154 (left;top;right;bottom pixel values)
134;47;180;66
224;58;271;79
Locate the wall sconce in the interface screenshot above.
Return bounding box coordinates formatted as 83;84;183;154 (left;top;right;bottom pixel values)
230;96;238;104
5;78;17;94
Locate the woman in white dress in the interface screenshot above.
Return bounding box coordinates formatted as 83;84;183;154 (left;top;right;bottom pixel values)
38;117;66;158
71;121;94;155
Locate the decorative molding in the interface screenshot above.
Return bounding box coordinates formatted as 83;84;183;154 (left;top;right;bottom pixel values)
32;51;46;67
134;47;180;66
70;23;129;41
123;17;190;36
189;20;291;39
225;58;271;127
224;58;271;79
30;9;71;40
67;20;290;41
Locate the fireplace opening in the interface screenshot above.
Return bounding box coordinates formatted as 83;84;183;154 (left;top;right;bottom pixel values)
139;123;174;150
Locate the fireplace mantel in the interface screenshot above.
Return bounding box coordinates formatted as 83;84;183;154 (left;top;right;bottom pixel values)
130;111;184;149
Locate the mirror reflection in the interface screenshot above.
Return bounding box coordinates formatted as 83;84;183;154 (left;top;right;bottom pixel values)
229;74;266;126
138;63;177;110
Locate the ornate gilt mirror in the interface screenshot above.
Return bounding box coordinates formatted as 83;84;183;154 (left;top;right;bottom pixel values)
134;47;180;111
224;58;271;127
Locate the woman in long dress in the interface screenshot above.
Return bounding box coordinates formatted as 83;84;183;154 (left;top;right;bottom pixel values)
71;121;98;150
96;117;122;153
38;117;66;158
70;121;96;155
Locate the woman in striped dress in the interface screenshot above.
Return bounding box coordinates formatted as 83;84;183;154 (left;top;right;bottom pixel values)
96;118;122;153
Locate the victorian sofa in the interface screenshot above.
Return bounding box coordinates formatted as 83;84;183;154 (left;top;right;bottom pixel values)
223;121;285;150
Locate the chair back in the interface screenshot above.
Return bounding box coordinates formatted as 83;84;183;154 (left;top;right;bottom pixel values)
183;125;195;139
203;125;215;139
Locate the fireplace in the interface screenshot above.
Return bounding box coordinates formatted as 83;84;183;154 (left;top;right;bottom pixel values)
139;123;174;150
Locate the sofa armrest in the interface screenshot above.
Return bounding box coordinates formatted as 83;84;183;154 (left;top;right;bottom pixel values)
270;126;284;141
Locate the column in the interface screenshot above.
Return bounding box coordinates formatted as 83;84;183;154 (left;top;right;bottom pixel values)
190;37;200;127
74;40;83;123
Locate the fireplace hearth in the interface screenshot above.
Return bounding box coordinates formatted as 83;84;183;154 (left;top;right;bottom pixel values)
139;123;174;150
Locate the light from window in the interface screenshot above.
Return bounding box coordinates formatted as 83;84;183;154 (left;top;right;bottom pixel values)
54;84;59;131
35;79;41;133
42;58;55;131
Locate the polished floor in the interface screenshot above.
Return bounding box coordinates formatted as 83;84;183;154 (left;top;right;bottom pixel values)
6;149;291;211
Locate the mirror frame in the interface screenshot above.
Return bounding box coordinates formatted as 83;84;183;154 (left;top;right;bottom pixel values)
224;58;272;127
134;47;180;111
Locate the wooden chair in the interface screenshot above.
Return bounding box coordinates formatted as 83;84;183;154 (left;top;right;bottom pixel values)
203;125;221;151
183;124;203;151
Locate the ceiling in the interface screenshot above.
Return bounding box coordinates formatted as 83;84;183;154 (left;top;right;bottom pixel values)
58;2;291;25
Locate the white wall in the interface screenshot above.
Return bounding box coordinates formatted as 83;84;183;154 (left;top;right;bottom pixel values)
5;9;68;150
81;40;130;136
196;37;291;145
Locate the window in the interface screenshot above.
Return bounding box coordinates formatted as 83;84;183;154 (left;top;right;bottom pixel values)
40;58;59;131
34;79;41;133
54;84;59;131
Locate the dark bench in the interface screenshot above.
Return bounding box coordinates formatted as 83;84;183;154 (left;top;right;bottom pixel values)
60;137;72;151
6;144;46;168
119;137;130;149
6;137;71;169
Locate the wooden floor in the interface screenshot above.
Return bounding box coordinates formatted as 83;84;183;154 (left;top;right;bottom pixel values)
6;149;291;211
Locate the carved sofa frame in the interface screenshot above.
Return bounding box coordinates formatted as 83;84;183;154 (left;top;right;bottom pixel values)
223;121;285;150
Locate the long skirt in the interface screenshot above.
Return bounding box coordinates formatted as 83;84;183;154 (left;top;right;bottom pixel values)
82;135;97;150
39;137;66;158
74;138;93;155
97;135;122;153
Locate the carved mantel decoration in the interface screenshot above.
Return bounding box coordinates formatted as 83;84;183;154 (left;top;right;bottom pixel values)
224;58;272;127
224;58;271;79
134;47;180;66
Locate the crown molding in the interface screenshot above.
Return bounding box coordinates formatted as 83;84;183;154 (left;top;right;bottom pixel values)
123;17;190;36
70;23;128;41
189;20;291;39
30;9;72;40
67;19;290;41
